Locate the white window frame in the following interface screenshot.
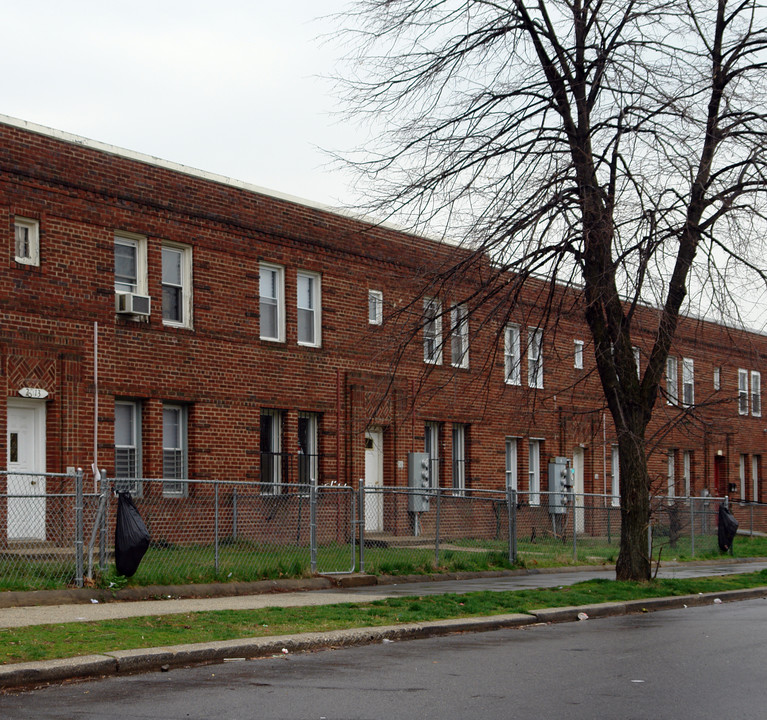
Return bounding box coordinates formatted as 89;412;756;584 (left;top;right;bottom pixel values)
713;366;721;391
114;232;148;295
738;368;749;415
450;304;469;369
666;356;678;405
633;347;641;378
424;421;440;489
162;404;188;497
611;445;620;507
368;289;383;325
14;216;40;266
527;328;543;389
504;324;521;385
528;439;541;506
682;358;694;407
505;437;518;492
114;399;142;496
162;243;193;328
751;371;761;417
452;423;466;495
423;298;443;364
739;454;747;501
297;271;322;347
753;455;760;504
260;409;284;493
259;263;285;342
683;450;691;497
298;411;319;488
574;340;584;370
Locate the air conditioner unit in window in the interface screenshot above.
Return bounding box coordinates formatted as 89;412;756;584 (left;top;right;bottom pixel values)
115;292;151;316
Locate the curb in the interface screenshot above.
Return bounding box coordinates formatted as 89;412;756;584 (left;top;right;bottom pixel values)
1;587;765;691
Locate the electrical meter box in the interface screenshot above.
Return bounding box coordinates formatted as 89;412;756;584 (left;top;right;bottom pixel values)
408;452;431;512
548;456;571;515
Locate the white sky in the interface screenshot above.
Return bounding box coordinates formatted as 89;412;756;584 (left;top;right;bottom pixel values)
0;1;358;208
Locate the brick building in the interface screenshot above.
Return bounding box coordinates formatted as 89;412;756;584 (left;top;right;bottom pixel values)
1;115;765;543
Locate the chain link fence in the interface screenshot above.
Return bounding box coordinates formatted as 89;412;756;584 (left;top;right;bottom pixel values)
0;469;755;592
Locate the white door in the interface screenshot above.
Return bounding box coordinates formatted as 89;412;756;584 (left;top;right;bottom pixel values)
7;400;47;540
364;427;384;533
572;447;585;534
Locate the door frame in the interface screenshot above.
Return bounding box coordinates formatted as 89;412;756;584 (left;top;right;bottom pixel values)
364;427;384;533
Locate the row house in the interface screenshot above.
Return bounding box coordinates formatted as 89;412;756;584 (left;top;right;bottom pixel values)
0;115;765;543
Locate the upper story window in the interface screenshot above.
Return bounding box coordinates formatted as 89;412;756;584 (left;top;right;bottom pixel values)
114;233;148;293
666;356;678;405
297;271;321;346
423;297;443;364
162;243;192;328
14;217;40;266
633;347;641;378
738;368;749;415
713;366;721;391
368;290;383;325
527;328;543;389
259;263;285;342
450;304;469;369
504;324;521;385
682;358;694;407
574;340;584;370
752;371;762;417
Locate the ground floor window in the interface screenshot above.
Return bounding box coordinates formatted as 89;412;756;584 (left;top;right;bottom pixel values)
163;404;187;496
260;409;284;493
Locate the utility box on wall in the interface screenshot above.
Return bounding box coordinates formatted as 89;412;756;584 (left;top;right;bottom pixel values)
408;452;431;512
548;456;571;515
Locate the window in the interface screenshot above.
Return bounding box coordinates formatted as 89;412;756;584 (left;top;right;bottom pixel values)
298;412;319;488
451;305;469;368
297;271;321;346
162;244;192;327
163;404;187;496
666;356;678;405
633;347;641;378
504;324;521;385
751;371;761;417
423;298;442;364
14;217;39;266
114;233;147;295
738;369;749;415
683;450;692;497
505;438;518;492
739;454;747;501
682;358;694;407
259;264;285;341
424;422;440;489
667;450;676;499
611;446;620;507
713;366;721;391
527;328;543;389
528;440;541;505
753;455;761;503
260;409;284;492
574;340;584;370
452;424;466;494
114;400;141;495
368;290;383;325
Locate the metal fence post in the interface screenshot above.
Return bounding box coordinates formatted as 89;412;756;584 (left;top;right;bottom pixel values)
508;487;517;565
690;497;696;557
75;468;84;588
572;489;577;562
358;481;365;574
232;486;238;540
434;486;441;569
310;481;318;574
214;481;220;575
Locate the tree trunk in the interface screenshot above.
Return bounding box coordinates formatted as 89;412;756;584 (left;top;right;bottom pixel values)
615;424;652;581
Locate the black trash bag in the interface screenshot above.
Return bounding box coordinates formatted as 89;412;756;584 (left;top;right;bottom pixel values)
718;504;739;553
115;492;150;577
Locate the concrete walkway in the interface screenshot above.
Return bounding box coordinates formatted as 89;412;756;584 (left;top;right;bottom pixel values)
1;558;765;690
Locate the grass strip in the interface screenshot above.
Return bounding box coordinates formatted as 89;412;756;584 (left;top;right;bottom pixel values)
1;569;766;666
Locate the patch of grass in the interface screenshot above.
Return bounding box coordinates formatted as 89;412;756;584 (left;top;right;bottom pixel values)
1;569;765;665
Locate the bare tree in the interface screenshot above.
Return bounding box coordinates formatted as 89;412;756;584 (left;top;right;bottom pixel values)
334;0;767;580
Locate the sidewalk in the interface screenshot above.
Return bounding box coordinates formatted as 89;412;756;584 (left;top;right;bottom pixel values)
1;558;766;690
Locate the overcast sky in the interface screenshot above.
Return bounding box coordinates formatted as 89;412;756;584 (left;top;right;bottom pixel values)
0;1;358;208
